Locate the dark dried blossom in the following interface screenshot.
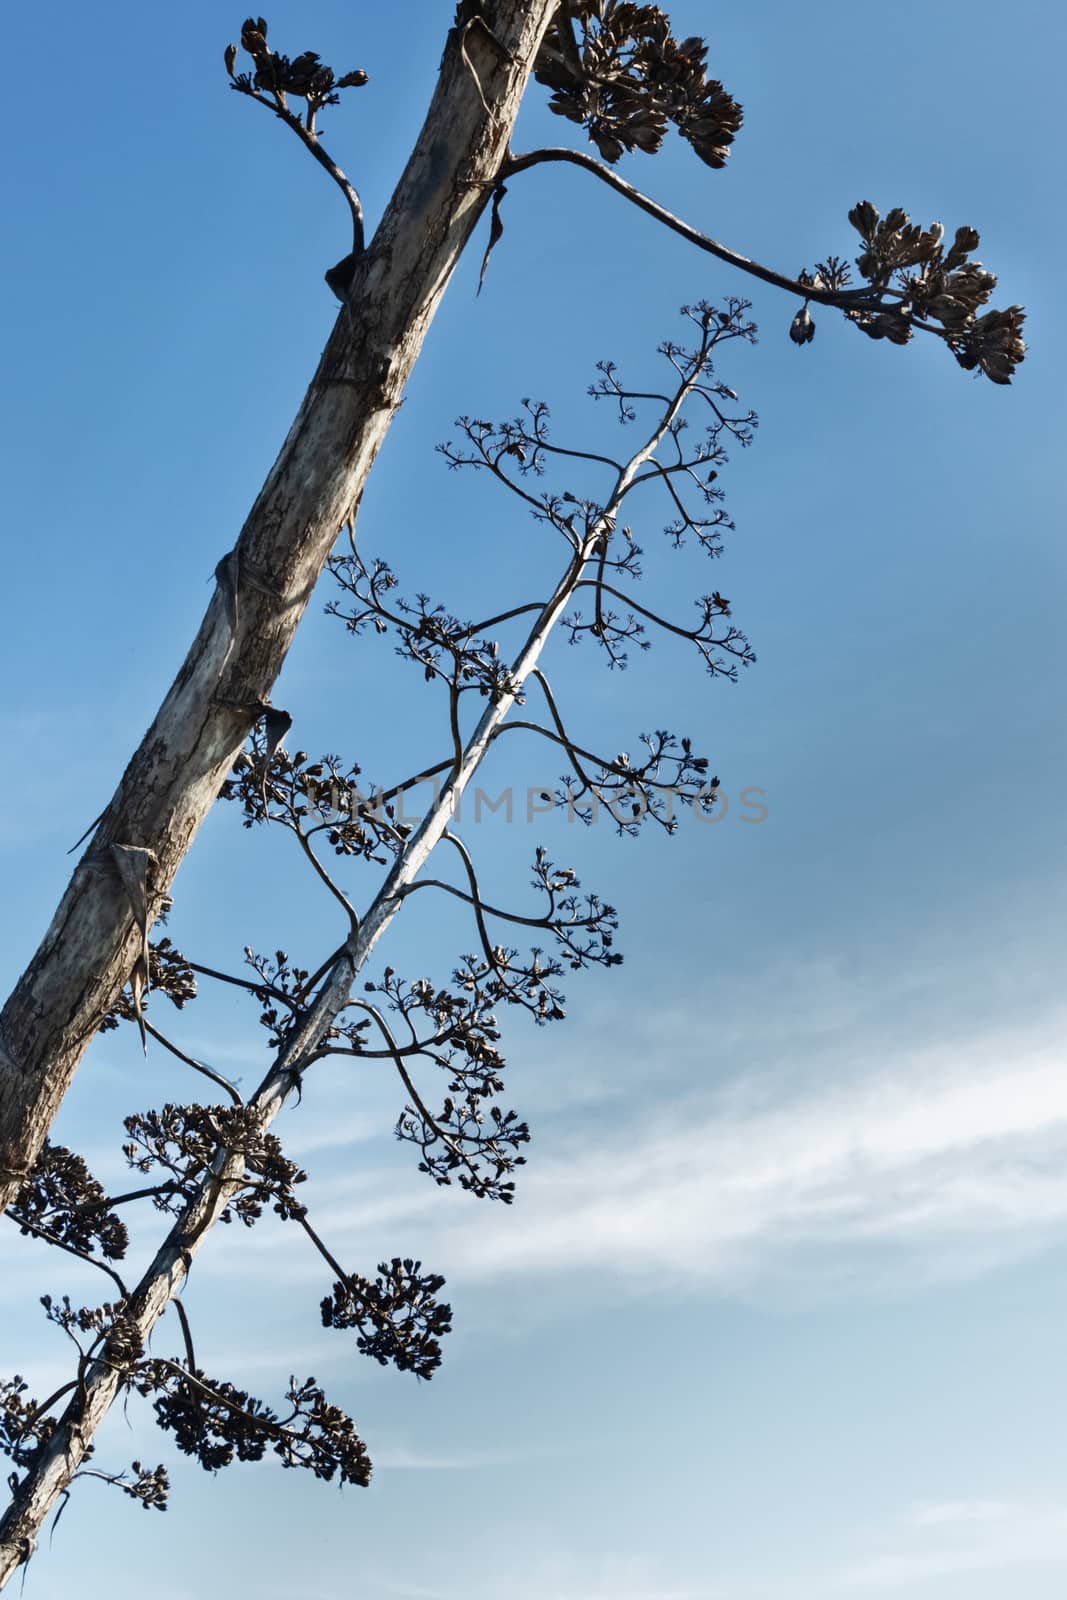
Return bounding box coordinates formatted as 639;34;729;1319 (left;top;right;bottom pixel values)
848;201;946;284
122;1104;307;1226
11;1144;129;1261
523;849;622;967
841;202;1025;381
563;584;753;676
221;739;398;864
349;968;505;1076
320;1258;453;1378
790;304;815;346
40;1295;144;1371
551;729;721;833
438;304;756;679
239;947;310;1049
135;1364;268;1472
535;3;742;168
227;17;367;112
397;1088;531;1201
948;303;1027;386
804;256;853;293
99;937;197;1033
111;1461;169;1511
848;305;913;346
348;966;529;1199
133;1363;370;1486
458;943;569;1025
1;1378;57;1471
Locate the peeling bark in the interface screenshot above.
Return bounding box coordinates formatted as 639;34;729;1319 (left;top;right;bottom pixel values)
0;1;558;1219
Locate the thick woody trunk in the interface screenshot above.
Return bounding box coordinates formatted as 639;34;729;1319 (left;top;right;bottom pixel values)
0;1;558;1217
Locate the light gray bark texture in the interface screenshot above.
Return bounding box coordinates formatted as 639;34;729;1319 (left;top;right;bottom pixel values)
0;1;558;1221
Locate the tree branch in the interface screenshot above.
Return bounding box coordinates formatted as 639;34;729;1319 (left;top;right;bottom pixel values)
4;1212;128;1300
242;86;366;256
502;146;889;308
143;1022;243;1107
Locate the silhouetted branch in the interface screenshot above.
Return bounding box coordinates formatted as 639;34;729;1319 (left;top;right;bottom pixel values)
227;18;368;262
4;1212;129;1300
143;1021;244;1108
503;145;865;300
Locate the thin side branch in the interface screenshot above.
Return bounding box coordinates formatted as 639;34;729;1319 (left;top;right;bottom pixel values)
502;147;884;307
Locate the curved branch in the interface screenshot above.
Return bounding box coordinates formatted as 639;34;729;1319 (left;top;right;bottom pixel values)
374;757;453;810
143;1021;243;1107
529;668;600;790
502;147;890;309
401;876;552;930
495;716;633;780
24;1383;78;1431
403;828;555;932
441;833;508;977
447;680;465;782
73;1184;179;1217
620;464;703;550
466;600;546;633
519;437;623;472
571;578;736;647
243;88;365;256
135;1357;326;1458
4;1212;129;1300
352;1002;483;1189
170;1296;197;1374
293;828;359;932
294;942;350;1006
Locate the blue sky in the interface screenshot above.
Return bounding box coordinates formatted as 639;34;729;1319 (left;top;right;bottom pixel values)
2;2;1065;1596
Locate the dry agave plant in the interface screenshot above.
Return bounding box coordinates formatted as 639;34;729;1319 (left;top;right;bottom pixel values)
0;6;1028;1586
2;297;762;1564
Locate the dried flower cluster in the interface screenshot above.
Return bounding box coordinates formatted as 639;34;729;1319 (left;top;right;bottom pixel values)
10;1144;128;1262
122;1103;308;1226
41;1294;145;1370
1;1380;57;1473
792;204;1026;383
536;1;742;166
320;1259;453;1379
225;16;368;112
99;937;197;1033
133;1364;371;1486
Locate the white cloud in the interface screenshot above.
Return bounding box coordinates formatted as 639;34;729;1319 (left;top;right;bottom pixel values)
298;1009;1067;1306
908;1500;1011;1528
11;987;1067;1323
838;1498;1067;1588
358;1550;725;1600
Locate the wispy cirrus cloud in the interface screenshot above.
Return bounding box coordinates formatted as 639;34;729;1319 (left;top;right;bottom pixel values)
837;1497;1067;1588
908;1499;1012;1528
17;979;1067;1323
352;1555;725;1600
275;1005;1067;1308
